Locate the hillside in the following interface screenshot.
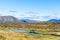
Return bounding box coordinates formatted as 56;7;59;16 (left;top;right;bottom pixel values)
47;19;60;23
0;16;19;23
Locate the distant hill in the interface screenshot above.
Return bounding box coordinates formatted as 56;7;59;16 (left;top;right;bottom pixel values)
47;19;60;23
19;19;40;23
19;19;60;23
0;16;19;23
0;16;40;23
0;16;60;23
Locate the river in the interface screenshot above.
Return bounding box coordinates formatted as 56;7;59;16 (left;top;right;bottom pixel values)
8;30;60;38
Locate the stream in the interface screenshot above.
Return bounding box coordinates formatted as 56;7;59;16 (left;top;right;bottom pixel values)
9;30;60;38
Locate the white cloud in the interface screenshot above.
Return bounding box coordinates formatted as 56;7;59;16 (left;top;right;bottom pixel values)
19;14;60;21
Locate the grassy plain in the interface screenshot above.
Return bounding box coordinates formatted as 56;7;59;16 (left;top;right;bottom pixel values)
0;31;60;40
0;22;60;40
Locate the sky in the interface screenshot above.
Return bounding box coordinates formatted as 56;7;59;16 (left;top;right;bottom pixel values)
0;0;60;21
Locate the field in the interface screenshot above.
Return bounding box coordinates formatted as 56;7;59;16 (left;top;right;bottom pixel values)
0;31;60;40
0;22;60;40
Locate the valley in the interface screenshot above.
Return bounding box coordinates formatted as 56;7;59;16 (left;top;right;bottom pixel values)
0;23;60;40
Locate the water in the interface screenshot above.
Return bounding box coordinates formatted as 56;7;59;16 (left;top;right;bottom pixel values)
9;30;29;33
9;30;60;38
55;36;60;38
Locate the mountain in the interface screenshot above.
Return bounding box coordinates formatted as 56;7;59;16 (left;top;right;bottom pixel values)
0;16;19;23
47;19;60;23
0;16;41;23
19;19;60;23
19;19;40;23
1;16;60;23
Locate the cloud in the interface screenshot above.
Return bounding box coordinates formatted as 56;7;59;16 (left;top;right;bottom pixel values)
25;11;36;14
24;11;37;16
13;11;60;21
41;16;51;19
9;10;17;13
21;11;52;20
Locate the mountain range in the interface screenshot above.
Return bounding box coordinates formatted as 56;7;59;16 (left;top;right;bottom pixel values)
20;19;40;23
19;19;60;23
47;19;60;23
0;16;59;23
